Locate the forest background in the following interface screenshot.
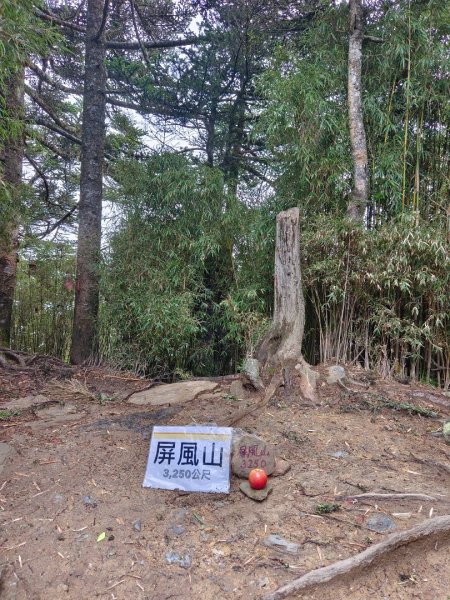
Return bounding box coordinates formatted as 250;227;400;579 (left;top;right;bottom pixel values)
0;0;448;388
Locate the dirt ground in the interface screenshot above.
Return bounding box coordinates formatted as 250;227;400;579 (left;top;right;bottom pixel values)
0;357;449;600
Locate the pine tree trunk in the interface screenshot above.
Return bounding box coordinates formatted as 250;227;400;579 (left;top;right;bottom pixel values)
0;68;25;347
71;0;107;364
347;0;368;222
257;207;305;367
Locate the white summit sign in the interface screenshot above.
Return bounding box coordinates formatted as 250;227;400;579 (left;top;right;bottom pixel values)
143;426;233;493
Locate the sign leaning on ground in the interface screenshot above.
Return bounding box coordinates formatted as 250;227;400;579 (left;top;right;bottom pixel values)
143;426;233;493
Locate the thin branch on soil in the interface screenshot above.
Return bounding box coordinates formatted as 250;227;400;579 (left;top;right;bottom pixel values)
335;492;438;502
409;453;450;476
263;515;450;600
104;579;126;592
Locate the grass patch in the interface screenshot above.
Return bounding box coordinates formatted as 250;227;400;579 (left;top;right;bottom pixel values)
0;409;21;420
315;502;341;515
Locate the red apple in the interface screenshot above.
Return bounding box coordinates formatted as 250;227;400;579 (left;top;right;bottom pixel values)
248;468;268;490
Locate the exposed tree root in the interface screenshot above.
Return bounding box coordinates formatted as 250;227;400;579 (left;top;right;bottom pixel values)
221;373;282;427
335;492;438;502
0;348;26;367
263;515;450;600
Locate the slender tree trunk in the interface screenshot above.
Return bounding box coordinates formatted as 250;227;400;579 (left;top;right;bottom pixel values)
70;0;107;364
347;0;368;222
0;68;25;347
257;207;305;367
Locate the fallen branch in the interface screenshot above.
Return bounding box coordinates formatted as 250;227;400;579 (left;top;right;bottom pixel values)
335;492;438;502
263;515;450;600
409;453;450;477
220;373;282;427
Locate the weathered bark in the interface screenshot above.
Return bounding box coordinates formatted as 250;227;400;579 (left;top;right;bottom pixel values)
70;0;107;364
347;0;369;222
0;68;25;347
257;207;305;366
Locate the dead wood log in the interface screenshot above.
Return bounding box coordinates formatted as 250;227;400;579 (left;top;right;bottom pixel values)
335;492;438;502
257;208;305;367
220;373;282;427
263;515;450;600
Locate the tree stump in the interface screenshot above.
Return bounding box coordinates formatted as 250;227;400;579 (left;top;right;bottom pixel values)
257;207;305;367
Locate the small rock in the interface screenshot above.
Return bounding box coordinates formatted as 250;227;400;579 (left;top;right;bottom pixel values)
75;533;90;543
229;380;251;399
133;520;142;532
165;550;191;569
328;450;349;459
54;493;65;504
239;481;273;502
295;360;319;401
262;534;300;555
0;442;17;476
243;357;264;391
56;584;69;593
259;577;270;588
172;524;185;535
326;365;346;384
106;549;116;558
3;394;50;411
272;457;291;477
82;495;97;508
231;433;276;477
57;533;65;541
367;514;396;533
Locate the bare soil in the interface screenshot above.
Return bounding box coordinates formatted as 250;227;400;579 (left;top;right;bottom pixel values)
0;360;449;600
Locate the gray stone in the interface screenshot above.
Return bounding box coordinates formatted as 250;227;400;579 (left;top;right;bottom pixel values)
239;481;273;502
231;433;276;478
229;380;251;399
262;534;300;555
172;524;185;535
127;380;219;406
326;365;346;384
53;493;65;504
0;442;16;475
367;514;396;533
295;360;319;401
272;457;291;477
33;403;82;425
3;394;50;411
133;520;142;532
328;450;349;458
243;357;264;391
165;550;191;569
82;495;97;508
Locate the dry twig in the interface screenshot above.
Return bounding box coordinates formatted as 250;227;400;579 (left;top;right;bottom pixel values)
335;492;438;502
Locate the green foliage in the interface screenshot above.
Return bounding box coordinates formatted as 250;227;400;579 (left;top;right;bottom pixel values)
11;241;75;360
301;214;449;385
259;0;449;222
0;410;20;420
100;154;268;377
315;503;341;515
